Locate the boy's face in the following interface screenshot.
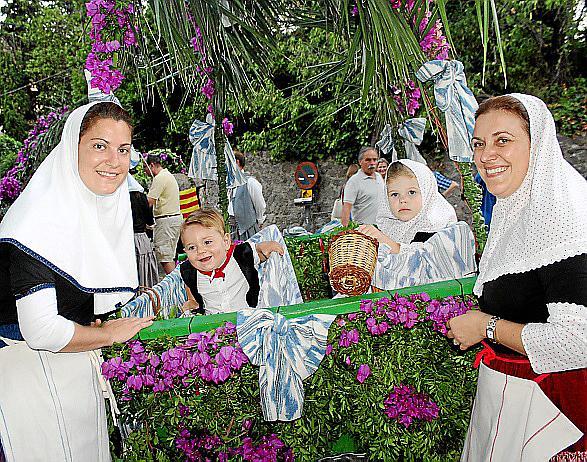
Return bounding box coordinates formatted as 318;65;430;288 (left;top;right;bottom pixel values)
387;175;423;222
183;224;231;272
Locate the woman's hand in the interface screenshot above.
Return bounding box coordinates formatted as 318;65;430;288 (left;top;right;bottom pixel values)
256;241;284;262
447;311;491;350
358;225;400;253
100;316;155;346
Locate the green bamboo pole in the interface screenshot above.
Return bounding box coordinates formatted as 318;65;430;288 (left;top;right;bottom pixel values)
138;276;477;340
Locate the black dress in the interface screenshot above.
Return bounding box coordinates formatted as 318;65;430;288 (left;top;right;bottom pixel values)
0;243;94;328
479;253;587;325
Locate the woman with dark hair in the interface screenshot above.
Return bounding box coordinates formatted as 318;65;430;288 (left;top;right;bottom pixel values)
448;94;586;460
0;102;153;461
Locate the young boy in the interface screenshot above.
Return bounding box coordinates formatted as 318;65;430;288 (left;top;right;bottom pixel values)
179;209;283;315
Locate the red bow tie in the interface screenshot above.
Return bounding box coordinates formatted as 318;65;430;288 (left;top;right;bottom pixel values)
198;244;236;280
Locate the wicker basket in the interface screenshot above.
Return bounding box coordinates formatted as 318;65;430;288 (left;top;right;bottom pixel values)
328;230;379;296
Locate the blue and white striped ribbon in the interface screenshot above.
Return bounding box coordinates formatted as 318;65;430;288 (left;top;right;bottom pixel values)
416;60;478;162
237;309;335;421
376;124;398;162
398;117;427;164
188;114;247;188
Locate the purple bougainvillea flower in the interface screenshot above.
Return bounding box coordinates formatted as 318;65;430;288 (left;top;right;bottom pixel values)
126;374;143;391
325;344;333;356
201;78;215;99
221;117;234;136
356;364;371;383
347;312;358;321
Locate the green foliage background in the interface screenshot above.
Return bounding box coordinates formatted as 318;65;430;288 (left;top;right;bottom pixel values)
1;0;584;173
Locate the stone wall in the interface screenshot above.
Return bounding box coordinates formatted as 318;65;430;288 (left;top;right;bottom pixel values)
194;157;349;232
189;134;587;232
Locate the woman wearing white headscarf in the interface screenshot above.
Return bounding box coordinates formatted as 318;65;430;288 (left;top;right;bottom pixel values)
0;102;154;461
448;94;586;461
359;159;477;290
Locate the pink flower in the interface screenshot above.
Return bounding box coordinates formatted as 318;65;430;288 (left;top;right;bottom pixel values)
201;78;215;99
222;117;234;136
356;364;371;383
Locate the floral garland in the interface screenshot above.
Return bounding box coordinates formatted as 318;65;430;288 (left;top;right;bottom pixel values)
0;107;69;201
101;322;247;400
85;0;139;94
102;292;479;460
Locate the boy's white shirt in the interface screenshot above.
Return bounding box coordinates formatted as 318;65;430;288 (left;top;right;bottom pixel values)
196;242;261;315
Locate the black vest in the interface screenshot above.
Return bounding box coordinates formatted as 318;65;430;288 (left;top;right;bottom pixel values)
179;242;260;313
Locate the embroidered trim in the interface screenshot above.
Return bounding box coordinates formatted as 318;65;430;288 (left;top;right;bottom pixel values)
15;283;55;300
1;239;136;294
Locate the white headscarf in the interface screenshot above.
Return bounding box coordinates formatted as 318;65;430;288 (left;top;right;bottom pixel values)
0;102;138;314
376;159;457;244
474;93;587;296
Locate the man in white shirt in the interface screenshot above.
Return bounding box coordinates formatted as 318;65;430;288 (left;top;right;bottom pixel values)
341;147;385;226
228;151;266;240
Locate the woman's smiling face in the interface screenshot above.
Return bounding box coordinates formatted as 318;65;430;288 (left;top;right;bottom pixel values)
472;110;531;199
78;118;132;195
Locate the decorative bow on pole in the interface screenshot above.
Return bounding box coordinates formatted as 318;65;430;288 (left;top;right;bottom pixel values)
398;118;427;165
376;124;397;162
188;114;247;189
416;60;478;162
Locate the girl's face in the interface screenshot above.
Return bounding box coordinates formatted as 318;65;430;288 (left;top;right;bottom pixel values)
377;161;389;175
387;175;422;222
472;110;531;199
78;118;132;195
183;224;231;272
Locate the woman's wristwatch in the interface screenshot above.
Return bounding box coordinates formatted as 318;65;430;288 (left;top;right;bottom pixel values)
486;316;501;343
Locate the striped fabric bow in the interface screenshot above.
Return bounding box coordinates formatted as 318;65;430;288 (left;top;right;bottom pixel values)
187;114;247;188
237;309;335;421
416;60;478;162
376;124;398;162
398;118;427;164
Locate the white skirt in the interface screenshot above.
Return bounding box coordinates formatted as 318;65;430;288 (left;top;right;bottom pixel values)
461;362;582;462
0;340;110;462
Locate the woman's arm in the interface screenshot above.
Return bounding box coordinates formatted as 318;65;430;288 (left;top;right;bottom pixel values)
61;316;154;352
17;286;153;353
447;310;526;354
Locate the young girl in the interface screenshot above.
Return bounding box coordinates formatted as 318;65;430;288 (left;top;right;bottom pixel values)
179;209;284;315
359;159;476;290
